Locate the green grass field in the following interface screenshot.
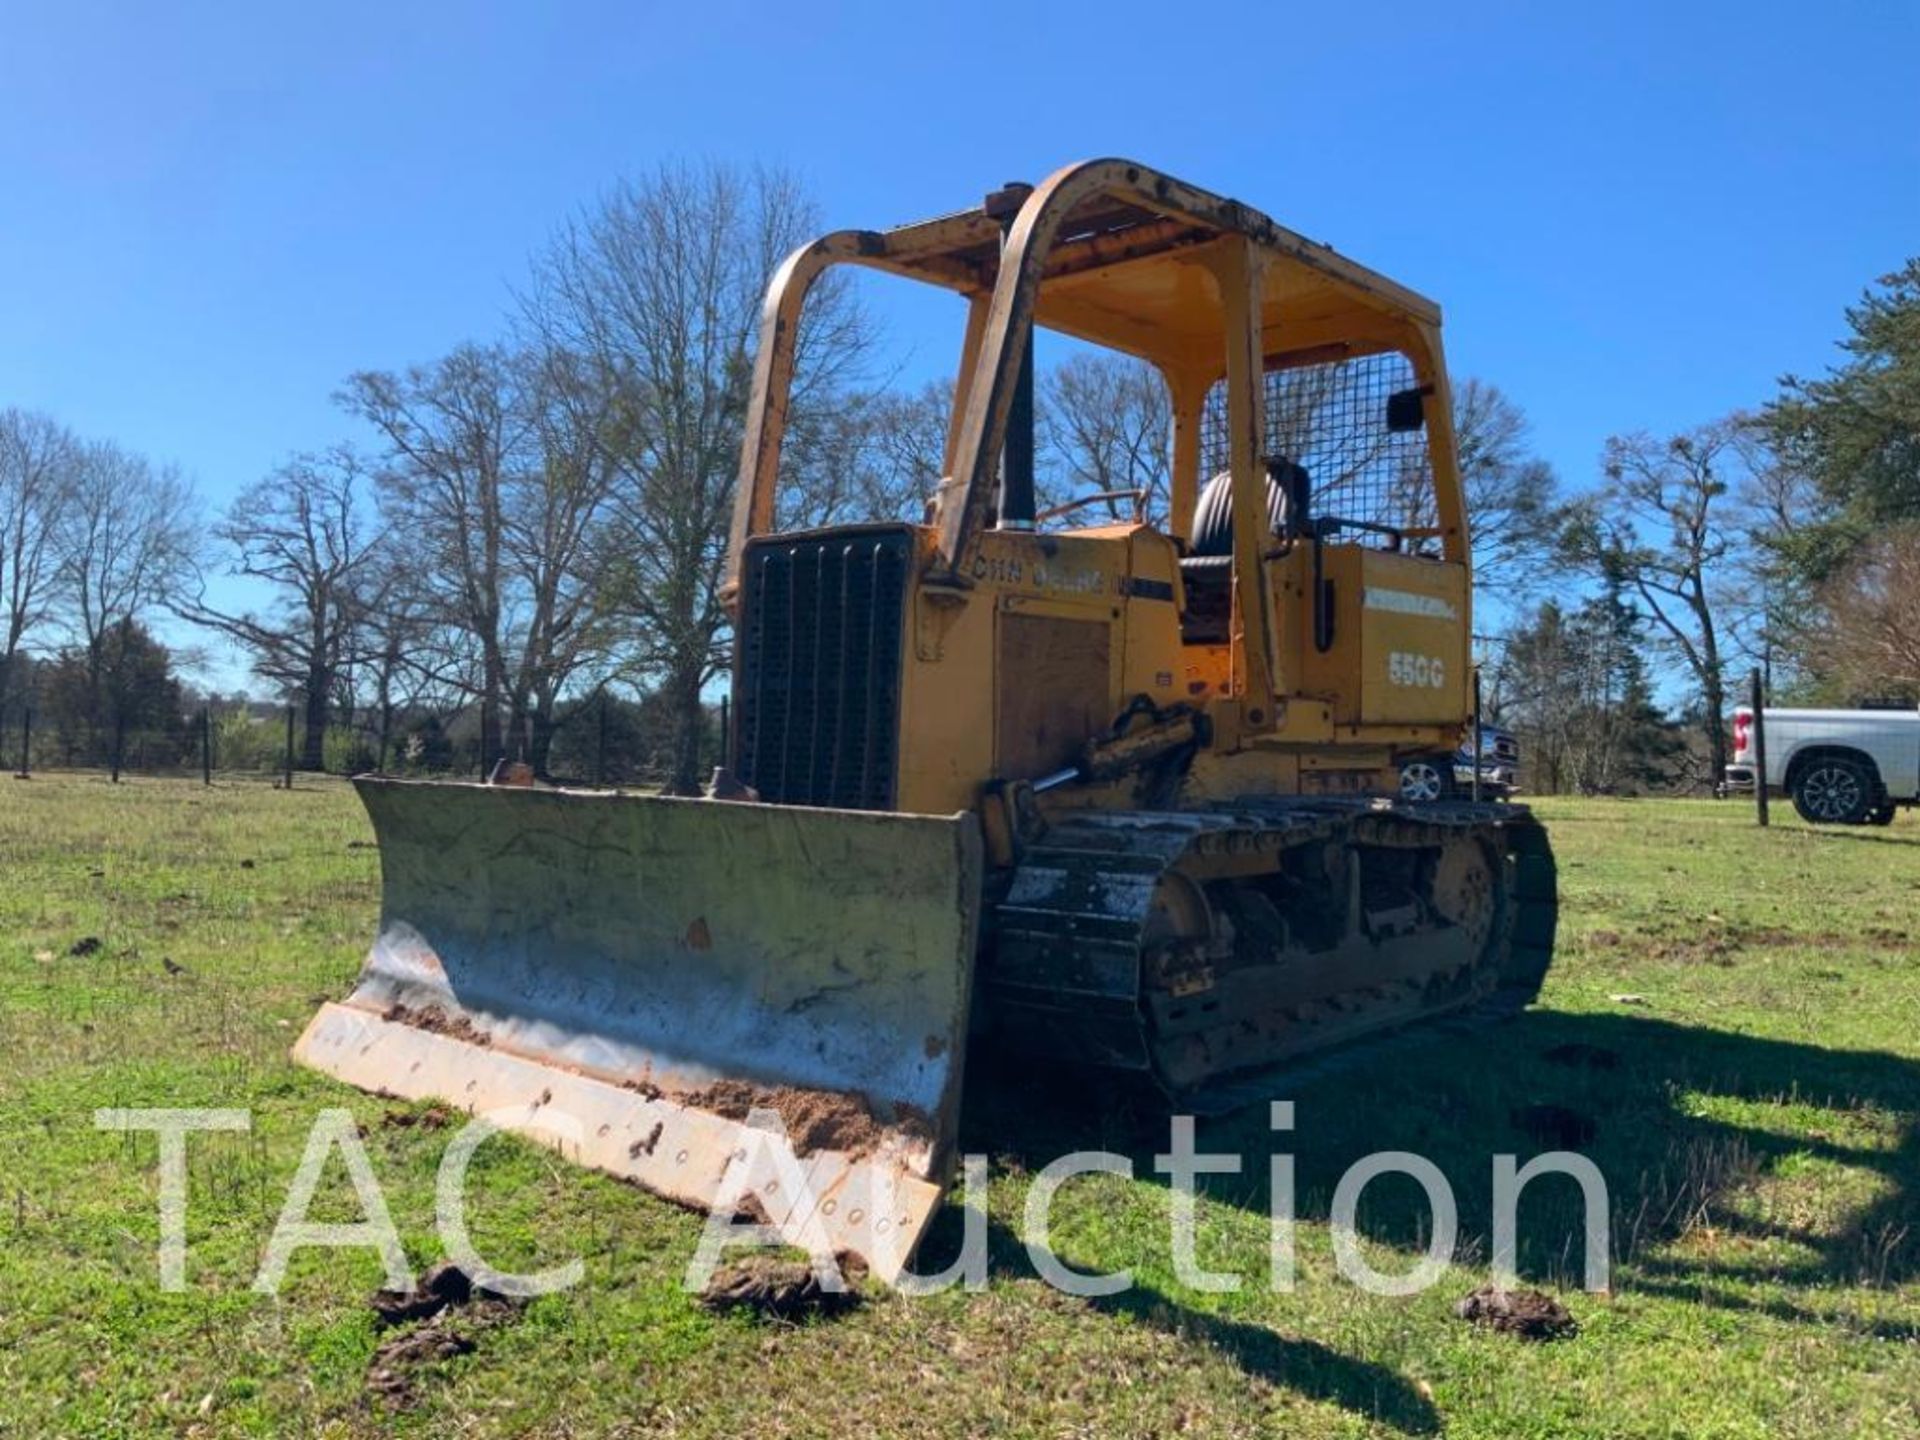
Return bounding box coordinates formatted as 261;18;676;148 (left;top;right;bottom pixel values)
1;774;1916;1438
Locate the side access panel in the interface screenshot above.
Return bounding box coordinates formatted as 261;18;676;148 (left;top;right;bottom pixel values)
1356;549;1469;725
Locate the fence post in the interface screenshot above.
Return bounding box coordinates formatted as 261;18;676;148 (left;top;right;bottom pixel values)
201;706;212;786
111;711;125;784
15;708;28;779
1751;668;1769;829
596;690;609;787
719;693;731;772
283;702;295;791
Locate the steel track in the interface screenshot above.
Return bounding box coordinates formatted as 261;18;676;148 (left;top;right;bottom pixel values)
983;798;1559;1115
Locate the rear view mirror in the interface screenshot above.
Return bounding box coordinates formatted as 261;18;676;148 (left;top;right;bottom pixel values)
1386;386;1431;432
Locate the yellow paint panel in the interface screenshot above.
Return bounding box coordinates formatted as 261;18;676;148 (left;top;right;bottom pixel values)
1357;551;1469;724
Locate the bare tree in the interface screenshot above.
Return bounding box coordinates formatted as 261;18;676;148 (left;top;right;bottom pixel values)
343;345;528;770
1812;525;1920;697
1450;379;1560;600
348;549;474;771
1566;418;1750;784
0;409;79;719
1718;423;1820;691
778;381;948;531
1039;354;1172;525
61;440;195;679
523;161;869;793
510;345;625;772
174;448;381;769
344;344;620;776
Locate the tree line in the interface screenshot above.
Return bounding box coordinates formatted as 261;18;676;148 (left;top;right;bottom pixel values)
2;161;1913;793
1489;260;1920;792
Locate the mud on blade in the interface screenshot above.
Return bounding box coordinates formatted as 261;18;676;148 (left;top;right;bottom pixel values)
295;778;983;1282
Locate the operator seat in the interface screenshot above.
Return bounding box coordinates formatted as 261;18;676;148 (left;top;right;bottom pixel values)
1180;459;1310;643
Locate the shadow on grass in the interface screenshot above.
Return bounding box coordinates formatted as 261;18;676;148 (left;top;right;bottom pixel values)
1089;1279;1442;1435
1791;828;1920;848
1623;1270;1920;1344
964;1007;1920;1327
908;1203;1443;1436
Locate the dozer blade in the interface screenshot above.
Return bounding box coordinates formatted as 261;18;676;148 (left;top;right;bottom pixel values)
295;778;983;1282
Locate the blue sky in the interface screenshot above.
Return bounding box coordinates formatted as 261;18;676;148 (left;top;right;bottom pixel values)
3;1;1916;689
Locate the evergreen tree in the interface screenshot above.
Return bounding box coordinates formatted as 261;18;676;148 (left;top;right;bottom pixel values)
1763;258;1920;578
42;618;187;767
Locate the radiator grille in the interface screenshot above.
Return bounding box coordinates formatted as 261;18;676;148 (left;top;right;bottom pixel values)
735;528;911;810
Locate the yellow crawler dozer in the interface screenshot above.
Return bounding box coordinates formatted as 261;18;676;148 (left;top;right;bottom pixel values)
296;159;1558;1282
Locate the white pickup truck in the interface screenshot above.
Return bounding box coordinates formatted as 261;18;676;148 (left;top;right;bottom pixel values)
1727;704;1919;826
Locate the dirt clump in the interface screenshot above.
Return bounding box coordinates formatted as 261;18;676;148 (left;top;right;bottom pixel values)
731;1192;776;1226
890;1101;937;1146
1510;1103;1598;1149
681;1080;886;1157
67;936;102;958
370;1282;452;1329
365;1262;525;1408
1454;1284;1579;1341
381;1104;454;1133
1646;934;1740;966
627;1121;664;1159
365;1319;475;1406
383;1002;492;1048
369;1259;487;1326
697;1255;863;1321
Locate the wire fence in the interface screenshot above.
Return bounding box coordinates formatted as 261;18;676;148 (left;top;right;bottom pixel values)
2;695;728;790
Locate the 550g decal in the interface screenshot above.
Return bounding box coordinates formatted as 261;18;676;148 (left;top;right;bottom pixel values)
1387;650;1446;689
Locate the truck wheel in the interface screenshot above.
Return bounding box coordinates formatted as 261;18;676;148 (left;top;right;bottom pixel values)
1398;758;1452;804
1791;757;1876;826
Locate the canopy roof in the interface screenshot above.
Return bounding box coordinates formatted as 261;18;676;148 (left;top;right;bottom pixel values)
838;173;1442;378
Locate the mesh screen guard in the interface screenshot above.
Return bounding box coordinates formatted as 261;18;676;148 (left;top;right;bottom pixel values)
1197;352;1438;547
